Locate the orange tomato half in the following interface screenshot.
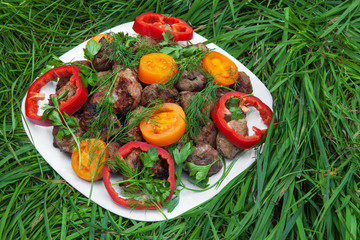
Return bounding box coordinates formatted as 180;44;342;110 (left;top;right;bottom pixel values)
138;53;178;84
71;139;109;182
202;51;239;86
140;103;186;147
87;33;111;44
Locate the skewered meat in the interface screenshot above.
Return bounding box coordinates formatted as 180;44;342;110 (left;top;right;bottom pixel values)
140;84;179;106
175;70;206;92
216;119;248;159
185;142;223;177
112;68;142;115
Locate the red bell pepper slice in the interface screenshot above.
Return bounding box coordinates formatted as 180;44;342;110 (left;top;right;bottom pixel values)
25;65;88;126
133;12;193;41
103;141;176;209
212;91;274;149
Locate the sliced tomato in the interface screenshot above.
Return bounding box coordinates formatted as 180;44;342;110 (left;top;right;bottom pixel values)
140;103;186;146
202;51;239;86
87;33;111;44
138;52;178;84
71;139;109;182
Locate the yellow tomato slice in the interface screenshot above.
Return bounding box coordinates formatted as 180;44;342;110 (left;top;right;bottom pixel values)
71;139;109;182
138;53;178;84
140;103;186;146
202;51;238;86
87;33;111;44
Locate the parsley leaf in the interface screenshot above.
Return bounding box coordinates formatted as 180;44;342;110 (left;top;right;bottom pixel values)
159;31;174;46
186;157;222;188
84;39;102;61
227;96;244;120
139;147;159;168
76;64;97;88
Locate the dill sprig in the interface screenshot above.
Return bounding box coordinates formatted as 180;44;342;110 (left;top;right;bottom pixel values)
106;32;160;68
183;80;225;140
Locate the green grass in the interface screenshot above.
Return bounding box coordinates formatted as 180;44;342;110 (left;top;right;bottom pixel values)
1;0;360;239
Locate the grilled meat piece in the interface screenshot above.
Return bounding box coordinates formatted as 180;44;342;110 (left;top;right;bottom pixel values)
175;70;206;92
185;142;223;177
96;71;112;86
112;68;142;115
49;79;77;106
140;84;179;106
107;142;122;158
131;36;162;52
56;61;92;90
195;121;218;147
92;38;114;72
123;148;143;170
216;119;248;159
126;106;145;142
52;117;82;154
233;71;253;94
179;91;195;110
191;43;208;51
79;89;121;141
152;157;169;180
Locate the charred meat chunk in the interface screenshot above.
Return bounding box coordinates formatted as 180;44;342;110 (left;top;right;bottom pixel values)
126;106;145;142
79;89;121;141
107;142;122;159
52;117;82;154
195;121;218;147
185;142;223;177
179;91;195;110
92;38;114;72
216;119;248;159
140;84;179;106
49;79;77;106
233;71;253;94
175;70;206;92
191;43;208;52
112;68;142;115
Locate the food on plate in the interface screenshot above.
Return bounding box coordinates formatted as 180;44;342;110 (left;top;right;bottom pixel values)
133;12;193;41
24;65;88;126
24;12;274;210
202;51;238;86
103;141;175;209
140;103;186;147
138;53;178;84
71;138;109;182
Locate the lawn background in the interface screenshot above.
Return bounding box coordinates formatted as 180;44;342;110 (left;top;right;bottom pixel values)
1;0;359;239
